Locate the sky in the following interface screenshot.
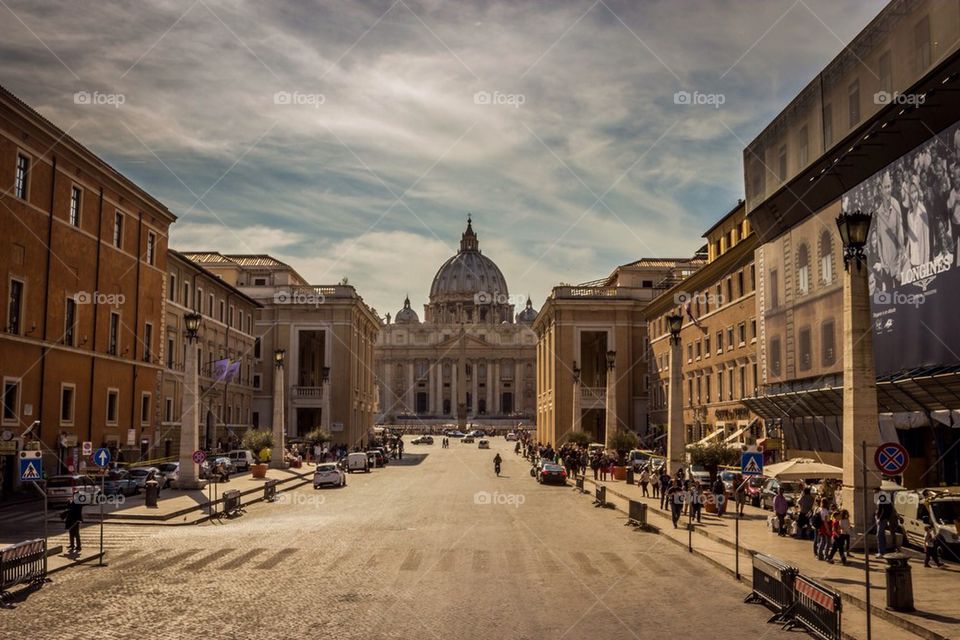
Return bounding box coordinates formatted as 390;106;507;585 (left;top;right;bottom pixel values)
0;0;883;318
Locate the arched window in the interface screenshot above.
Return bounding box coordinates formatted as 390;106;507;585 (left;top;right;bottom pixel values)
820;231;834;285
797;244;810;295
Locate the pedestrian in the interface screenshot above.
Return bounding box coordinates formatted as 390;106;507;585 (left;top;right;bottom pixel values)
599;455;608;482
874;488;895;557
62;494;84;554
923;524;946;568
827;509;850;565
735;477;747;517
639;469;650;497
712;476;726;517
591;454;601;481
773;489;788;536
691;481;703;523
651;467;660;499
659;471;671;510
797;487;815;538
813;499;831;560
668;480;683;528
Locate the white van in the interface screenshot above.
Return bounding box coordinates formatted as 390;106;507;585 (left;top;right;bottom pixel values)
897;489;960;558
346;451;370;473
226;449;256;471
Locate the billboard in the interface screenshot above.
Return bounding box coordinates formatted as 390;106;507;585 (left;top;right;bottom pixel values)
844;119;960;375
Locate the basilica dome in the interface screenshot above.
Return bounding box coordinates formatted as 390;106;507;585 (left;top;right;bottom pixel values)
429;217;508;304
395;296;419;324
516;297;537;324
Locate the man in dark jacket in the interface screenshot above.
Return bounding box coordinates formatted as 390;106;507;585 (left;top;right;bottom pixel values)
63;495;84;553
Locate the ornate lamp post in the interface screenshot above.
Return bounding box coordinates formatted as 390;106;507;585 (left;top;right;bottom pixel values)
571;361;582;436
666;313;684;475
321;365;331;431
270;349;287;469
604;349;616;449
836;210;881;545
178;312;203;488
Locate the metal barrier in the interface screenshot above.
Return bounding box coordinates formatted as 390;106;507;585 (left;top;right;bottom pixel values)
264;479;279;502
627;500;647;527
0;539;47;604
575;476;585;493
744;553;797;622
222;490;243;517
786;575;842;640
594;484;606;507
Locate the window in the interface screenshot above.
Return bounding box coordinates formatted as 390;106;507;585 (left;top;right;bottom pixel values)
752;363;758;394
195;287;202;312
687;379;693;406
219;300;224;322
769;269;779;308
738;322;746;346
687;344;693;362
737;271;745;298
146;232;156;265
717;371;724;403
777;145;787;182
797;244;810;295
848;79;860;127
143;323;153;362
695;340;701;359
69;186;82;226
705;376;711;402
183;282;191;309
726;327;734;350
798;125;809;167
750;264;755;291
60;384;75;424
254;337;261;359
253;277;267;286
108;312;120;355
141;393;151;425
799;327;812;371
167;336;175;368
727;368;734;400
228;305;234;328
704;335;711;356
164;397;173;422
106;389;119;424
3;379;20;423
915;15;931;73
113;211;124;249
770;337;782;377
822;320;836;367
208;293;214;316
7;279;24;335
695;377;702;404
716;330;723;354
726;277;733;303
878;51;892;95
823;103;833;148
739;365;746;399
820;230;834;285
64;297;76;346
169;274;177;302
15;154;30;200
750;318;757;341
253;373;262;390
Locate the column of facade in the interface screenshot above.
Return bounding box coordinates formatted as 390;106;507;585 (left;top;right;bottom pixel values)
471;360;479;417
436;361;444;415
384;359;393;416
485;361;492;415
493;360;501;415
406;362;415;413
450;362;458;418
515;361;523;414
428;364;436;415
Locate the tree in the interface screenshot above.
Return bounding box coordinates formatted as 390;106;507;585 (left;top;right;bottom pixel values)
564;431;592;447
304;428;332;447
608;430;639;465
688;442;740;480
241;429;274;463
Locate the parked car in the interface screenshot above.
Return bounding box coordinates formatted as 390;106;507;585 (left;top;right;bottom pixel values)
719;469;743;493
313;462;347;488
538;463;568;485
760;478;805;510
226;449;255;471
346;451;370;473
462;436;475;444
745;476;766;507
128;466;168;489
447;430;466;438
411;435;434;445
367;450;387;468
200;457;235;480
627;449;656;472
688;465;711;485
478;439;490;449
505;432;518;441
102;470;139;496
467;430;485;438
46;475;101;505
373;447;390;464
898;489;960;561
157;462;180;487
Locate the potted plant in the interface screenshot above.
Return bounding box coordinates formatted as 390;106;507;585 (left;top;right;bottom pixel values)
564;431;592;448
242;429;274;478
689;442;740;513
609;430;639;480
303;428;332;462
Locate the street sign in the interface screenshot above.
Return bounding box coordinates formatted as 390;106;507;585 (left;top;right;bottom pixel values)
19;450;42;481
874;442;909;475
92;447;111;468
192;450;206;464
81;441;92;456
741;451;763;477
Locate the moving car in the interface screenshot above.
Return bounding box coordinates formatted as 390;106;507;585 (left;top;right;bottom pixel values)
462;436;475;444
411;435;434;445
538;463;568;485
313;462;347;488
346;451;370;473
478;439;490;449
688;466;711;485
505;432;518;442
46;475;101;505
587;443;605;456
367;450;387;468
447;430;466;438
129;466;168;489
226;449;255;471
719;469;743;493
102;470;139;496
760;478;805;510
200;457;235;480
898;489;960;561
467;429;485;438
628;449;656;472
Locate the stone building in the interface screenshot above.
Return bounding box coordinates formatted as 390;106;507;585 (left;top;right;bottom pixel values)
375;218;537;428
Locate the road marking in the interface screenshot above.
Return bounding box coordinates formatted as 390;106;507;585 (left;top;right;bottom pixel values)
183;548;236;571
602;551;630;574
111;548;173;569
472;550;490;572
219;548;267;570
505;549;525;573
141;548;201;571
571;551;599;575
436;549;456;571
255;547;298;569
399;549;422;571
535;549;560;572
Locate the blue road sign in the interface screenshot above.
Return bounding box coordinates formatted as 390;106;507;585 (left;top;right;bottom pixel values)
741;451;763;477
20;452;42;481
92;447;111;468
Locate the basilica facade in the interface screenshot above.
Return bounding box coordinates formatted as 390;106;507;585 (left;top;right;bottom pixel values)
374;218;537;427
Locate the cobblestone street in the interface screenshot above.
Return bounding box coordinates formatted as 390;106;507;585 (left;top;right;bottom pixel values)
3;440;788;639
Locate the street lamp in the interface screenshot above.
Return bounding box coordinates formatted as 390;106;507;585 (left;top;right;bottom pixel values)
606;350;616;369
667;313;683;344
666;313;684;475
271;348;286;469
274;349;285;368
572;361;581;383
184;312;202;341
571;361;582;435
322;366;330;384
836;209;873;271
179;312;203;489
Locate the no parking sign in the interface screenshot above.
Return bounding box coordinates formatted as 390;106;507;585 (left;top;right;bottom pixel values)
874;442;909;475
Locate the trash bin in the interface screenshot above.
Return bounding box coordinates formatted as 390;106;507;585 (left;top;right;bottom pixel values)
883;553;915;612
145;480;160;508
625;466;635;485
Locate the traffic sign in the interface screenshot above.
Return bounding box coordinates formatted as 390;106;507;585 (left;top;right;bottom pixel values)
874;442;909;475
92;447;111;468
19;450;42;481
192;450;206;464
741;451;763;477
81;441;92;456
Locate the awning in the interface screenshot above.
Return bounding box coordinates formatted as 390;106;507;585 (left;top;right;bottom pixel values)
764;458;843;480
694;428;724;446
723;424;749;444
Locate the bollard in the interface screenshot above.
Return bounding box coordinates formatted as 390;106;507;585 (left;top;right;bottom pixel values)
144;480;160;508
625;466;635;485
883;553;915;612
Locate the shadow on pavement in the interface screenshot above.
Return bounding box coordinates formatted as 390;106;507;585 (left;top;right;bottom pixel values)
389;453;428;466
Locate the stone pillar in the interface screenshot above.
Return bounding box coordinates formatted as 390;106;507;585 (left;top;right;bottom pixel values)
604;361;617;449
428;364;436;415
471;360;479;418
667;339;685;475
493;360;501;414
384;359;393;418
515;361;523;415
436;361;444;415
841;258;882;539
451;362;458;418
572;375;582;434
178;339;201;488
485;361;492;414
270;362;286;468
406;362;415;413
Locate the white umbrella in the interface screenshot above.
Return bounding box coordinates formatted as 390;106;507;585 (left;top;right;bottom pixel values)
764;458;843;480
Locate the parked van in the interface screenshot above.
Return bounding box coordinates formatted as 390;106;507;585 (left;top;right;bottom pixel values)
897;489;960;560
346;451;370;473
587;443;605;456
627;449;654;471
226;449;256;471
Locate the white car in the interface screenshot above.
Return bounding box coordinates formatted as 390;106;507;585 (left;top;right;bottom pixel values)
346;451;370;473
157;462;180;487
226;449;256;471
128;466;168;489
505;432;518;441
313;463;346;488
478;439;490;449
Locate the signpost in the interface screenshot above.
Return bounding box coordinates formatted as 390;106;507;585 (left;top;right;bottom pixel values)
874;442;909;476
81;441;92;456
19;451;47;571
736;448;764;580
92;447;111;469
192;450;206;465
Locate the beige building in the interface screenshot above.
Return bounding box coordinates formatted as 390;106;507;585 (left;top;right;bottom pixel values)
158;250;260;456
534;257;702;447
375;218;537;427
181;253;380;449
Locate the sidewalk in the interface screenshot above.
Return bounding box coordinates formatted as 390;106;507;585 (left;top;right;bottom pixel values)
578;475;960;640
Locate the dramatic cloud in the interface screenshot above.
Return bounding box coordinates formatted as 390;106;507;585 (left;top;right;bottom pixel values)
0;0;881;316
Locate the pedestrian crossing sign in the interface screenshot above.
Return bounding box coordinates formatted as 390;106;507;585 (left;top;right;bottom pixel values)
741;451;763;477
19;451;43;481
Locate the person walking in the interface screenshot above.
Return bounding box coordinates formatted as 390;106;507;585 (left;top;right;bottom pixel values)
797;487;815;538
712;476;726;517
659;470;671;510
63;494;84;554
668;480;683;528
691;481;703;523
773;489;788;536
924;524;946;568
651;467;660;499
827;509;851;565
813;499;832;560
735;478;747;517
591;454;601;481
639;469;650;497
